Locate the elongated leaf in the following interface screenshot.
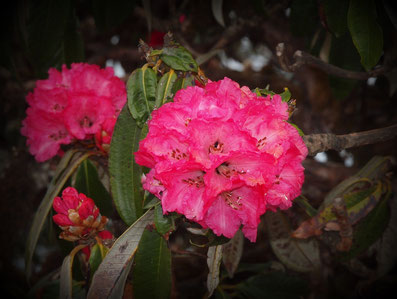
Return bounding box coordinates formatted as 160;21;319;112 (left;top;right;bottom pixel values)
348;0;383;70
87;209;154;299
155;70;177;107
108;258;134;299
109;105;143;225
376;186;397;277
74;159;113;216
89;243;109;279
132;229;172;299
207;245;223;297
212;0;225;27
222;230;244;278
127;66;157;127
339;182;391;261
161;46;198;72
25;150;94;280
265;211;321;273
322;156;391;208
60;244;86;299
154;204;174;235
292;181;383;239
172;75;194;95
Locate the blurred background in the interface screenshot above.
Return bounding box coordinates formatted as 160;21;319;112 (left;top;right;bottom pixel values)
1;0;397;298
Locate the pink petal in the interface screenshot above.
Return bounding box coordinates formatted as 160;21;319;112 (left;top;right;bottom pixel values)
61;187;80;209
203;195;241;239
53;214;74;226
53;196;68;215
155;163;210;221
63;92;115;139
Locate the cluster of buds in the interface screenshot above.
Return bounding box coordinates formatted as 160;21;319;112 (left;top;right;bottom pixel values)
53;187;108;242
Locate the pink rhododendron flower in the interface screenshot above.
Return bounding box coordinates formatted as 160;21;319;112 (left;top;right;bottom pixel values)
53;187;108;241
134;77;307;242
21;63;127;162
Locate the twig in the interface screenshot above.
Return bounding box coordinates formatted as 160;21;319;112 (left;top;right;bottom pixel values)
303;124;397;156
276;42;390;80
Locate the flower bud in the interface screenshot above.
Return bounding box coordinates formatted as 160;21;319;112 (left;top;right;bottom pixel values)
53;187;108;241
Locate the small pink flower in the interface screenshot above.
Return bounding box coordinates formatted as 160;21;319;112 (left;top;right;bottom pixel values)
21;63;127;162
53;187;108;241
134;77;307;242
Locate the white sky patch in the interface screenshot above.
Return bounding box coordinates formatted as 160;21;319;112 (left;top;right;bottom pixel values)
367;77;377;86
219;51;245;71
106;59;126;78
339;149;354;167
219;37;273;72
110;35;120;45
314;152;328;163
285;7;291;17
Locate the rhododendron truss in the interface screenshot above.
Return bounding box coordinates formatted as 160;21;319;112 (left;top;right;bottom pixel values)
134;77;307;242
21;63;126;162
52;187;109;242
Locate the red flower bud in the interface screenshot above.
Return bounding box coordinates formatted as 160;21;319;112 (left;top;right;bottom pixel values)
52;187;108;241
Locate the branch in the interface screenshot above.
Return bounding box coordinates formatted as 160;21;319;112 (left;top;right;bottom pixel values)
303;124;397;156
276;43;390;80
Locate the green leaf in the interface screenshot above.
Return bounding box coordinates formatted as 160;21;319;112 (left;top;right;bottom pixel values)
212;0;225;27
155;70;177;107
161;46;198;72
236;271;309;299
88;243;109;279
154;205;174;235
172;75;195;95
294;195;318;217
323;0;349;37
265;211;322;273
348;0;383;70
92;0;137;32
127;66;158;127
292;181;384;239
25;150;94;281
87;209;154;299
74;159;113;216
109;105;144;225
338;184;391;261
322;156;392;208
207;245;223;298
132;229;172;299
60;244;86;299
280;88;291;102
27;0;71;77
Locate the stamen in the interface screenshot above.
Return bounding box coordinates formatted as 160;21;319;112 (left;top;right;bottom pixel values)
209;140;224;154
222;191;242;210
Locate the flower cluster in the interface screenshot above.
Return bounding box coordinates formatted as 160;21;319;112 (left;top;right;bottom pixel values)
53;187;108;241
21;63;126;162
134;78;307;242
